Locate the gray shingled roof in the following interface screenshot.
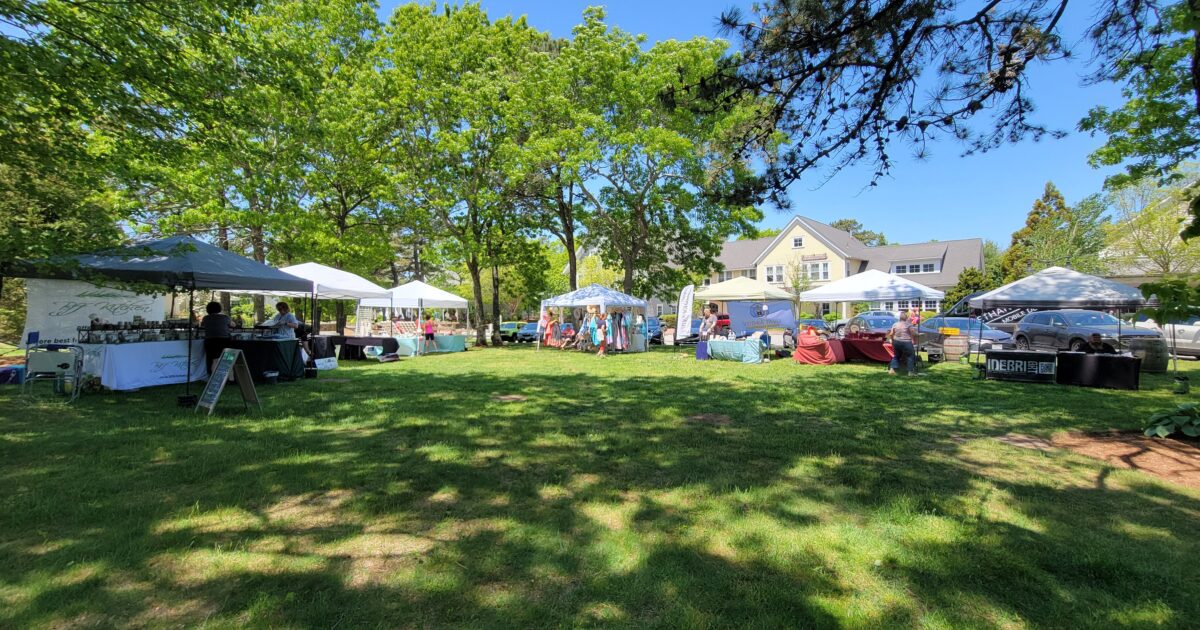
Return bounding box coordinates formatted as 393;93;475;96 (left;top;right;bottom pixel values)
793;217;872;260
861;238;983;288
716;235;775;269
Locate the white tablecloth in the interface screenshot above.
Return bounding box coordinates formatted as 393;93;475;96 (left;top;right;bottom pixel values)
78;340;208;390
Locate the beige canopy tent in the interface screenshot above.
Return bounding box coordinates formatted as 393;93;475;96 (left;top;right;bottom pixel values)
695;276;793;301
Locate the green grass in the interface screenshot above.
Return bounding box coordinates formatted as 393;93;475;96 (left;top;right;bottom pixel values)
1;346;1198;628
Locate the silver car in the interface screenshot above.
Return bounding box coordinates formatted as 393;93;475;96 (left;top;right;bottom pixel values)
1135;316;1200;357
1013;309;1161;351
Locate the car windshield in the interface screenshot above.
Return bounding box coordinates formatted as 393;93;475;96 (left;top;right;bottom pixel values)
520;323;538;331
864;317;895;328
1064;312;1120;327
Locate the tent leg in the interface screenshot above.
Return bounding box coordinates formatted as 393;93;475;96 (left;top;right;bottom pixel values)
179;288;198;407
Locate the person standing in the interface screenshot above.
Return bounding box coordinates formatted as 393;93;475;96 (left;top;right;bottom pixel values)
594;311;609;357
265;301;299;339
421;314;439;354
699;306;717;341
887;315;918;376
200;301;232;374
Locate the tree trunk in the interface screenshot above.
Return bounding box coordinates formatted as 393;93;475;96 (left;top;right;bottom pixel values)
466;255;488;346
622;252;635;294
565;231;578;291
217;224;231;314
490;263;503;346
251;226;266;321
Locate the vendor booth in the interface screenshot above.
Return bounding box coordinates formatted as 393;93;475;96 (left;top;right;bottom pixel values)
695;276;793;302
358;281;470;357
5;236;312;394
696;277;796;347
968;266;1152;387
795;270;942;367
542;284;649;352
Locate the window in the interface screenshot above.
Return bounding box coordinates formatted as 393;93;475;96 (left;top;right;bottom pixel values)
924;300;939;311
894;261;938;274
820;262;829;280
747;269;757;280
883;301;894;312
656;304;664;316
820;302;832;315
897;300;910;310
719;270;733;282
765;265;784;283
808;264;819;280
922;263;936;273
702;278;711;286
894;264;908;274
792;236;804;248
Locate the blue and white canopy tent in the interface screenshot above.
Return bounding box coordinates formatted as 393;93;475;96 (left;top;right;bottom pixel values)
540;284;648;351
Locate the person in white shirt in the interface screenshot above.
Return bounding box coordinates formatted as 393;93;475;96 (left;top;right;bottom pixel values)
264;301;299;340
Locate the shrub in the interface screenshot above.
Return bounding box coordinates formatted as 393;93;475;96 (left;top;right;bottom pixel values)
920;310;938;321
660;314;677;326
798;311;815;320
822;313;839;324
851;302;871;315
1144;402;1200;438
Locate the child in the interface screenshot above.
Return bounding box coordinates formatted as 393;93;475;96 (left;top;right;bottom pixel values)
595;312;608;357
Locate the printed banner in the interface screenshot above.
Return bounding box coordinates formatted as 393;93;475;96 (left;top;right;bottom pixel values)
22;279;168;347
675;284;694;345
726;300;797;333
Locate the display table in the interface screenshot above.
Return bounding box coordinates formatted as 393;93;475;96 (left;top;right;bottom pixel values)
983;349;1058;384
793;335;839;365
224;338;305;382
1056;352;1141;390
78;340;208;391
706;338;764;364
393;334;468;356
832;338;894;363
328;335;400;360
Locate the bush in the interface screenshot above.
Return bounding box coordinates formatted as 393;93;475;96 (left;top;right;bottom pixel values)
822;313;839;324
851;302;872;315
1144;402;1200;438
920;310;938;321
798;311;815;320
660;314;677;326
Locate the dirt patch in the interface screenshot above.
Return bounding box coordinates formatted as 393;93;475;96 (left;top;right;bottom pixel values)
687;413;732;427
1001;431;1200;489
491;394;527;403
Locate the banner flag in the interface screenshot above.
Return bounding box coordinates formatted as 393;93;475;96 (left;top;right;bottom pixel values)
674;284;695;345
725;300;797;334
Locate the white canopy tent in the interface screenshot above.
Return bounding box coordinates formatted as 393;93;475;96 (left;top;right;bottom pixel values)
696;276;793;301
359;280;471;336
800;269;944;303
968;266;1144;310
276;263;390;300
543;283;647;310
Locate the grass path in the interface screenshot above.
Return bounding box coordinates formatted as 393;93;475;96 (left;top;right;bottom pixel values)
1;346;1198;628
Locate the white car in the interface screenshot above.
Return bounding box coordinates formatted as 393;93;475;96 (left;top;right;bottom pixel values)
1135;317;1200;357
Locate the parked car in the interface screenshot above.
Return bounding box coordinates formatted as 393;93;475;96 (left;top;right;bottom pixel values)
645;316;664;344
497;321;521;342
1135;316;1200;357
917;316;1012;356
842;314;897;337
516;321;540;342
1013;309;1162;351
833;311;894;335
796;318;832;339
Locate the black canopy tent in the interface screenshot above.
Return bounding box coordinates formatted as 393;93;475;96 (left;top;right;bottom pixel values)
3;235;310;403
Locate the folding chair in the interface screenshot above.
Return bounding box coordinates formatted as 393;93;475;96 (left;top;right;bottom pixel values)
23;344;84;403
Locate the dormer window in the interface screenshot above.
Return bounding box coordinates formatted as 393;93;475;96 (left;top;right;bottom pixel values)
893;261;939;274
792;236;804;249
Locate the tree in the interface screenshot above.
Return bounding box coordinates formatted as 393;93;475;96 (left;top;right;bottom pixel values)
1001;183;1107;280
1139;277;1200;375
784;260;812;315
563;9;763;296
944;267;995;308
1104;176;1200;277
829;219;888;246
739;227;782;240
1081;3;1200;238
690;2;1180;213
982;239;1005;285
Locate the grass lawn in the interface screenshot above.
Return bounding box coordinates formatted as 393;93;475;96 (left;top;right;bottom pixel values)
2;346;1199;628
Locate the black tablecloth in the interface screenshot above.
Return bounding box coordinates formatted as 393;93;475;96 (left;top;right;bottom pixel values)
328;335;399;360
308;336;336;361
984;350;1058;384
224;339;305;382
1055;352;1141;390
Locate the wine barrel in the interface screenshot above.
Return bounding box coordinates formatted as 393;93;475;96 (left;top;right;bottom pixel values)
1126;337;1170;373
943;336;970;361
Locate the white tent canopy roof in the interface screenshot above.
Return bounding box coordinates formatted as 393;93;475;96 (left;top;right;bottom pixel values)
275;262;390;299
359;280;469;309
544;284;646;309
799;269;944;302
695;276;793;301
967;266;1144;309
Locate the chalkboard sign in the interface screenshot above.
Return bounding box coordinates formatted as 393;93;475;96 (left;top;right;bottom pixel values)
195;348;260;415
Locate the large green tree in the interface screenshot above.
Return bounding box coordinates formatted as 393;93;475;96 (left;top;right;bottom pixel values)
829;219;888;246
1001;183;1108;280
1104;175;1200;277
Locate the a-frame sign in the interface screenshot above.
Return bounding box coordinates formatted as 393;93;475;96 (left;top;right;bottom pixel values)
195;348;261;415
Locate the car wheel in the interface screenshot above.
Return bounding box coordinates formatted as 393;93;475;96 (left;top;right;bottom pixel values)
1069;338;1086;352
1015;335;1029;350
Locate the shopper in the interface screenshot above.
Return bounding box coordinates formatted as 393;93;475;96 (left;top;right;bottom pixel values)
887;315;917;376
421;314;439;354
200;301;232;374
595;311;608;357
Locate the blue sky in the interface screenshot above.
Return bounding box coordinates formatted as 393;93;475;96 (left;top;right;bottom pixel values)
377;1;1128;246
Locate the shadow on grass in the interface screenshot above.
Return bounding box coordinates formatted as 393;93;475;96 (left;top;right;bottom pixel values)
0;354;1198;627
